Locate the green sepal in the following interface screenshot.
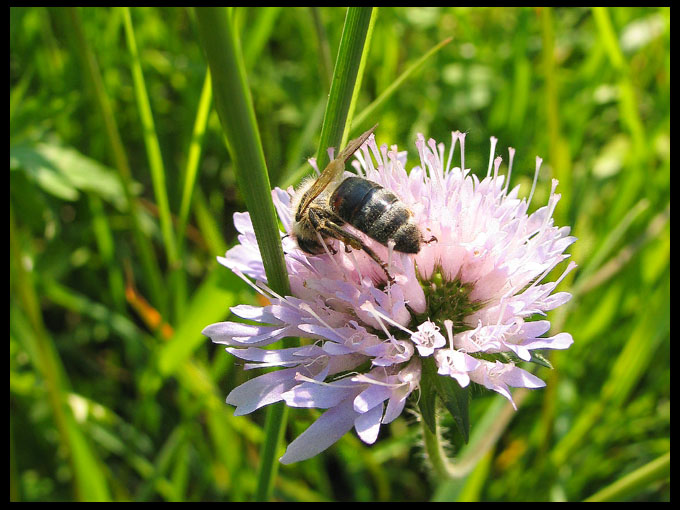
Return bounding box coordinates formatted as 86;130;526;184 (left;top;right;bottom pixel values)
472;350;554;370
417;357;439;433
418;357;471;443
435;369;470;444
528;351;553;369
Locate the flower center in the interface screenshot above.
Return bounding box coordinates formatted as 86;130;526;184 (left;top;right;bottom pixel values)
413;268;484;336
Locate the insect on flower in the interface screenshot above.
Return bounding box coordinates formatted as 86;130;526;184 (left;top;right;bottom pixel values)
204;128;576;464
291;124;431;281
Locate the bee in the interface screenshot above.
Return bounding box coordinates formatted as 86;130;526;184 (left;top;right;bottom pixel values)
291;124;428;281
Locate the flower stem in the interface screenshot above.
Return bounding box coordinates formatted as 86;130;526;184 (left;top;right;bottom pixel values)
422;413;454;481
422;390;529;481
194;7;291;502
315;7;374;170
254;403;289;501
194;7;290;297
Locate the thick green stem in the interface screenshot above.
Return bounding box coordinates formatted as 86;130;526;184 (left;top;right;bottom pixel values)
315;7;374;171
195;7;290;297
422;413;454;481
194;7;291;502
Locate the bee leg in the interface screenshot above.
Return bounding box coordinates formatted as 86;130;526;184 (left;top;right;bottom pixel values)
308;208;394;283
422;228;437;245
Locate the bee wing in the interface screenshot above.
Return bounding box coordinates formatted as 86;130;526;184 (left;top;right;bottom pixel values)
337;123;378;163
297;124;378;218
296;158;345;219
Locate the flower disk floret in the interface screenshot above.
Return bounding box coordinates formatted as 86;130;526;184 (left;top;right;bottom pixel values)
203;130;576;464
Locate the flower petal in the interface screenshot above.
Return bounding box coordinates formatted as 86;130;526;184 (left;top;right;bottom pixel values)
279;397;359;464
354;403;383;444
282;380;362;409
353;384;392;413
226;367;300;416
203;321;297;347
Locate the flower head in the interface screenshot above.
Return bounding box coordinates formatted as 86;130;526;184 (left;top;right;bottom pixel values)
203;130;576;463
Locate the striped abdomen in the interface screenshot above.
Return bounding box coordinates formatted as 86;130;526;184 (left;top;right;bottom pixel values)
330;177;421;253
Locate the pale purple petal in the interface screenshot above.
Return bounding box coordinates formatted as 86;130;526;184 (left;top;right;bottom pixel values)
203;321;298;347
225;345;325;366
353;384;392;413
382;385;410;424
527;332;573;350
282;380;362;409
229;304;283;324
512;332;574;355
326;352;371;375
220;247;266;280
499;364;546;389
226;367;300;416
271;187;292;232
233;211;255;235
297;324;346;343
541;291;573;310
354;403;384;444
279;398;359;464
470;361;546;408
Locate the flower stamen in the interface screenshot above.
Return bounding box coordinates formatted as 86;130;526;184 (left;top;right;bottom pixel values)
487;136;498;178
527;156;543;207
505;147;516;194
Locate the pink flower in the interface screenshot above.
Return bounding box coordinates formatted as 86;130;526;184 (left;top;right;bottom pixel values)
203;130;576;463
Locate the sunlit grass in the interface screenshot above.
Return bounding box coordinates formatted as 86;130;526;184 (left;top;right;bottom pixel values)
10;6;669;502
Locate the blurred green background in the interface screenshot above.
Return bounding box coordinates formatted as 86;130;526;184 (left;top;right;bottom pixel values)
9;6;669;502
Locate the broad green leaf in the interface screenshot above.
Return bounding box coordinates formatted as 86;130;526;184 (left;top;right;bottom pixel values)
158;267;239;377
434;368;470;444
10;143;127;209
420;357;470;443
418;357;439;433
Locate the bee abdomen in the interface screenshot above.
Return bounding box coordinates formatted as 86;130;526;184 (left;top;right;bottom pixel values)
332;177;388;224
390;222;421;253
331;177;421;253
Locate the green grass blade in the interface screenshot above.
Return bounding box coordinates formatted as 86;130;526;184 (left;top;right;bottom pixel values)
88;194;126;311
192;189;228;257
584;451;670;502
10;204;111;501
178;69;212;255
342;7;376;146
352;35;453;135
310;7;333;90
242;7;282;70
551;278;669;467
279;25;448;190
278;96;327;189
591;7;648;221
121;7;178;268
540;7;572;214
315;7;374;170
194;9;293;500
572;198;648;291
157;268;239;377
65;7;164;310
194;7;290;297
